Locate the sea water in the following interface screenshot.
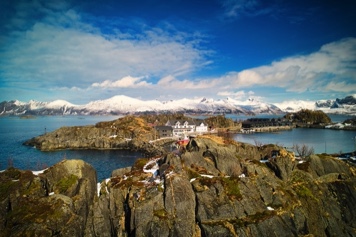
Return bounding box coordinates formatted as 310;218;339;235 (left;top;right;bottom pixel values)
0;116;142;181
228;113;356;154
0;115;355;181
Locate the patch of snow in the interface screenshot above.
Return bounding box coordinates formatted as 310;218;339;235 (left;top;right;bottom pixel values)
143;158;160;176
32;169;47;175
45;100;76;109
267;206;274;211
49;192;54;196
201;174;214;178
239;173;246;178
190;178;197;183
97;183;101;197
109;135;117;138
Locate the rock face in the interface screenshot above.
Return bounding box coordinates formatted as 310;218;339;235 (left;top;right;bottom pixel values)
2;136;356;237
0;159;97;236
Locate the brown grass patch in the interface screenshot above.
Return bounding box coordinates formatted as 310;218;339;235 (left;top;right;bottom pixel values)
198;135;225;145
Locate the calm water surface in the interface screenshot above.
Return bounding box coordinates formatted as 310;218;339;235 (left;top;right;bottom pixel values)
0;114;355;181
0;116;142;181
227;114;356;154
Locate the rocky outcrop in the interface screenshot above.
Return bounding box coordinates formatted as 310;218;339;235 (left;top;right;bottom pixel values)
2;136;356;236
0;159;97;236
23;116;167;157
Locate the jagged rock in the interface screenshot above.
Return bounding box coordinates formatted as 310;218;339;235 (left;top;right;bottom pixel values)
2;136;356;237
0;159;97;236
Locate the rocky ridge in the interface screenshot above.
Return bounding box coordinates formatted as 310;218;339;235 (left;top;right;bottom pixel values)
1;135;356;236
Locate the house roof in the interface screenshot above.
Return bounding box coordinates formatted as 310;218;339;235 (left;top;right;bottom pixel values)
155;126;173;131
166;120;196;126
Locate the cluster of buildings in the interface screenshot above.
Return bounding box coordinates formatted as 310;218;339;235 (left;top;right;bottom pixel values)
154;119;209;139
241;118;293;132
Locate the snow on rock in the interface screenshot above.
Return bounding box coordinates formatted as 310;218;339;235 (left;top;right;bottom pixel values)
45;100;77;109
97;183;101;197
32;169;47;175
200;174;214;178
143;158;160;175
2;94;355;115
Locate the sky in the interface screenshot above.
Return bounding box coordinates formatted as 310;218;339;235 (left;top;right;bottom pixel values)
0;0;355;105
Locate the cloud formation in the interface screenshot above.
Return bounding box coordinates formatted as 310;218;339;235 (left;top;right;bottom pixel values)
221;37;356;94
0;0;355;103
219;0;275;19
0;1;210;92
92;76;151;88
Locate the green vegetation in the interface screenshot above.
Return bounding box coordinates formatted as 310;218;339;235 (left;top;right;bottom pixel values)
132;158;148;171
294;184;315;200
197;176;242;200
204;115;237;128
56;174;78;193
6;198;66;227
222;177;242;200
3;167;21;179
0;181;16;200
153;208;168;219
185;167;200;180
284;109;331;124
139;113;190;125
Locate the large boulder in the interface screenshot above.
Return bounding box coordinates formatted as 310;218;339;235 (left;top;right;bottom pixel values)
0;159;97;236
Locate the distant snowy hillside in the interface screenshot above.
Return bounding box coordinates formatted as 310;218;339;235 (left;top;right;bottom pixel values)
1;95;355;116
275;95;356;115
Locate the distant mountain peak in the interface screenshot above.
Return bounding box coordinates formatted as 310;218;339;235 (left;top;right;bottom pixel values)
1;95;355;116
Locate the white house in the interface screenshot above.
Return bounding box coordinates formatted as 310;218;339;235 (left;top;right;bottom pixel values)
165;120;208;136
195;122;208;134
166;120;196;136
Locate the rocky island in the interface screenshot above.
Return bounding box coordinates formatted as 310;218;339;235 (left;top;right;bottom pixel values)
23;115;168;157
2;128;356;236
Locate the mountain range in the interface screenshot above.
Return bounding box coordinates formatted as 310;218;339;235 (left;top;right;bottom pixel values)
1;95;355;116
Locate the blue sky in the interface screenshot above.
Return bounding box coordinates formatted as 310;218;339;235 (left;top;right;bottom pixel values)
0;0;355;104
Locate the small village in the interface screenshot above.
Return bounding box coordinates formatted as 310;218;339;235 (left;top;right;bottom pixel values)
153;117;295;140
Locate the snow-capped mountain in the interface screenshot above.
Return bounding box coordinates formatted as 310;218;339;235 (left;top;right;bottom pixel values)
274;95;356;115
1;95;355;116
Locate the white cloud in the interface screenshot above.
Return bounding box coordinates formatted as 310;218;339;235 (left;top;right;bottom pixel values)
324;81;355;93
92;76;151;88
220;0;274;19
228;37;356;93
0;4;210;91
217;90;257;101
157;75;219;89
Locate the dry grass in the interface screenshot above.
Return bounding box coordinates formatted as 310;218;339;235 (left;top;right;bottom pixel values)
198;135;225;145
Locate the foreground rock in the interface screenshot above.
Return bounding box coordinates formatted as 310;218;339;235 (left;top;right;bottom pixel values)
2;136;356;236
0;159;97;236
